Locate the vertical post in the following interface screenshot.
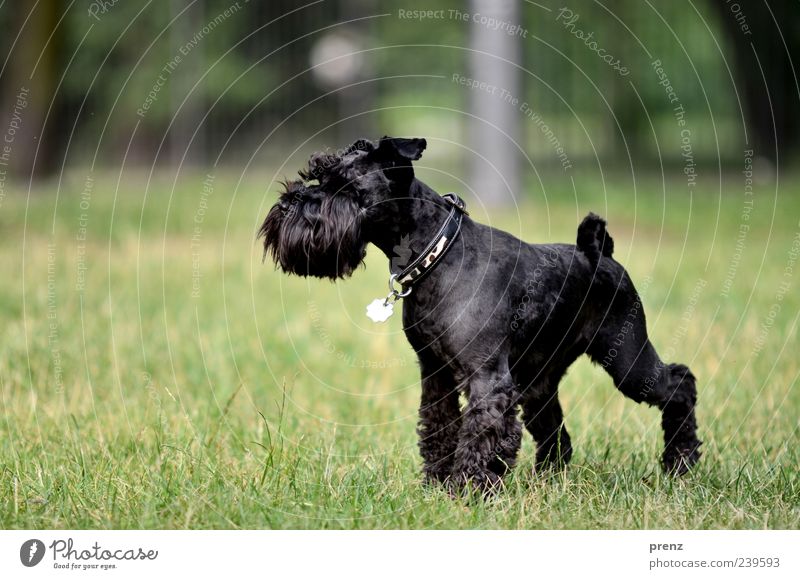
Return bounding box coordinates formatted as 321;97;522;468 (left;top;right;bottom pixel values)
170;0;205;166
468;0;521;207
4;1;61;178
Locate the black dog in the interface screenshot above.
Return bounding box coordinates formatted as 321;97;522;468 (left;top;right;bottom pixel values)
259;136;701;492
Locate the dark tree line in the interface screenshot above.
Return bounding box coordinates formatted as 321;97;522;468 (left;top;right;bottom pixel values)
1;0;799;178
713;0;800;160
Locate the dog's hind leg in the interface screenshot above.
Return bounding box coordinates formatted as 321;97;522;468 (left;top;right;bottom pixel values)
417;353;462;485
515;353;579;472
587;292;701;475
656;363;701;475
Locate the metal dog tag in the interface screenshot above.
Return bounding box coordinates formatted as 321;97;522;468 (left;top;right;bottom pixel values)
366;298;394;323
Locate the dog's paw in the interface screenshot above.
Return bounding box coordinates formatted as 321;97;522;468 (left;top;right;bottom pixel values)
662;440;702;476
534;446;573;473
446;469;503;498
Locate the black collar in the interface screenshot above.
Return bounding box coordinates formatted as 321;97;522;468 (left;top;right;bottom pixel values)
392;193;468;289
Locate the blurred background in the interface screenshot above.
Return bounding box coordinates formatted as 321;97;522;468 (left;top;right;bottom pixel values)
1;0;798;196
1;0;799;529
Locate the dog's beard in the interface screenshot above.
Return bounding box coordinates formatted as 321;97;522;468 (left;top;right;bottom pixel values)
259;183;367;279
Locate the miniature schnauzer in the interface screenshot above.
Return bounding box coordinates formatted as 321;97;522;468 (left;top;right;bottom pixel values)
259;136;701;492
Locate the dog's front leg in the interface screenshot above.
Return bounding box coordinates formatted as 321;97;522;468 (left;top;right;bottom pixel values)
417;355;462;485
450;368;517;494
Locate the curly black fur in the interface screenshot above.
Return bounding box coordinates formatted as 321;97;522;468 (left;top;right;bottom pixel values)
577;212;614;266
259;136;702;494
258;171;366;279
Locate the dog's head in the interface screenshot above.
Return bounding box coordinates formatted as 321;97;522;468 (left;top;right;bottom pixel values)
258;136;427;279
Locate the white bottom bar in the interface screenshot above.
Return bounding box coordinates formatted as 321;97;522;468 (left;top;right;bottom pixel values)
1;530;797;578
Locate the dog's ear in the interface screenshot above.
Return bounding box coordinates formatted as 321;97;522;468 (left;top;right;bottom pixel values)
374;136;427;162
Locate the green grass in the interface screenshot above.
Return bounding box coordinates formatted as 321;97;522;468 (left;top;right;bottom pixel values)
1;166;798;529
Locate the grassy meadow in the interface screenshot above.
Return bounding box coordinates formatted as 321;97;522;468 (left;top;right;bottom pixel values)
0;165;798;529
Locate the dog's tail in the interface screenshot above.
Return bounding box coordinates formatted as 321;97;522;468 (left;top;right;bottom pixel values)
577;212;614;266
